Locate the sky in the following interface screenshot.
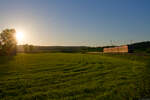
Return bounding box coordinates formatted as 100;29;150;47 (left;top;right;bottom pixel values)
0;0;150;46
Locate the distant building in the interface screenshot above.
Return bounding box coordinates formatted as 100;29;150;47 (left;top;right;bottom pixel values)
103;45;133;53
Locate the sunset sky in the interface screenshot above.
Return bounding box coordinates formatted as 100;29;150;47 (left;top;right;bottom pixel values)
0;0;150;46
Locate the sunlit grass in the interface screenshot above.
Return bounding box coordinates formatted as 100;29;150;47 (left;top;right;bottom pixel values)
0;53;149;99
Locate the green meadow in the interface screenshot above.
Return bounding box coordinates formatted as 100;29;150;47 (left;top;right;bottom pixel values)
0;53;150;100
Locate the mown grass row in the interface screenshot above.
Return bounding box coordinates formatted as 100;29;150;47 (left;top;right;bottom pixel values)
0;53;150;100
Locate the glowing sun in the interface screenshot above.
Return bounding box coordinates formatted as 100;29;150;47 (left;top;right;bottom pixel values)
16;31;24;44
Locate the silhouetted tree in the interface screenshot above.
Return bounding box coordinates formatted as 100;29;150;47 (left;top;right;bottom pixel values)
23;44;29;53
0;29;17;55
23;44;34;53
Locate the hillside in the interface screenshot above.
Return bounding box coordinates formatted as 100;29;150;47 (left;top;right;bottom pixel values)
17;45;103;53
129;41;150;53
17;41;150;53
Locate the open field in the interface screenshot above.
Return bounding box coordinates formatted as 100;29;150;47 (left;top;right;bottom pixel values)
0;53;150;100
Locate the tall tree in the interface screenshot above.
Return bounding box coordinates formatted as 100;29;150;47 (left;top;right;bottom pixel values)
0;29;17;55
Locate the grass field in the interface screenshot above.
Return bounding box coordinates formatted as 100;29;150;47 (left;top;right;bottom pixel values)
0;53;150;100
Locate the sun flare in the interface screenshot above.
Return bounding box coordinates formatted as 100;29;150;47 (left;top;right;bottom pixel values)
16;31;24;44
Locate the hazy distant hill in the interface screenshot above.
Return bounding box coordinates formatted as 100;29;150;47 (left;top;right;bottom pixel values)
17;45;84;53
17;41;150;53
17;45;102;53
129;41;150;53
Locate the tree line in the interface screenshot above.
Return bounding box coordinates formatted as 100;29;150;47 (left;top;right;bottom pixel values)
22;44;34;53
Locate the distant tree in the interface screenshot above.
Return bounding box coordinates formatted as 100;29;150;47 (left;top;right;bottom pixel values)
29;45;34;52
23;44;29;53
23;44;34;53
0;29;17;55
